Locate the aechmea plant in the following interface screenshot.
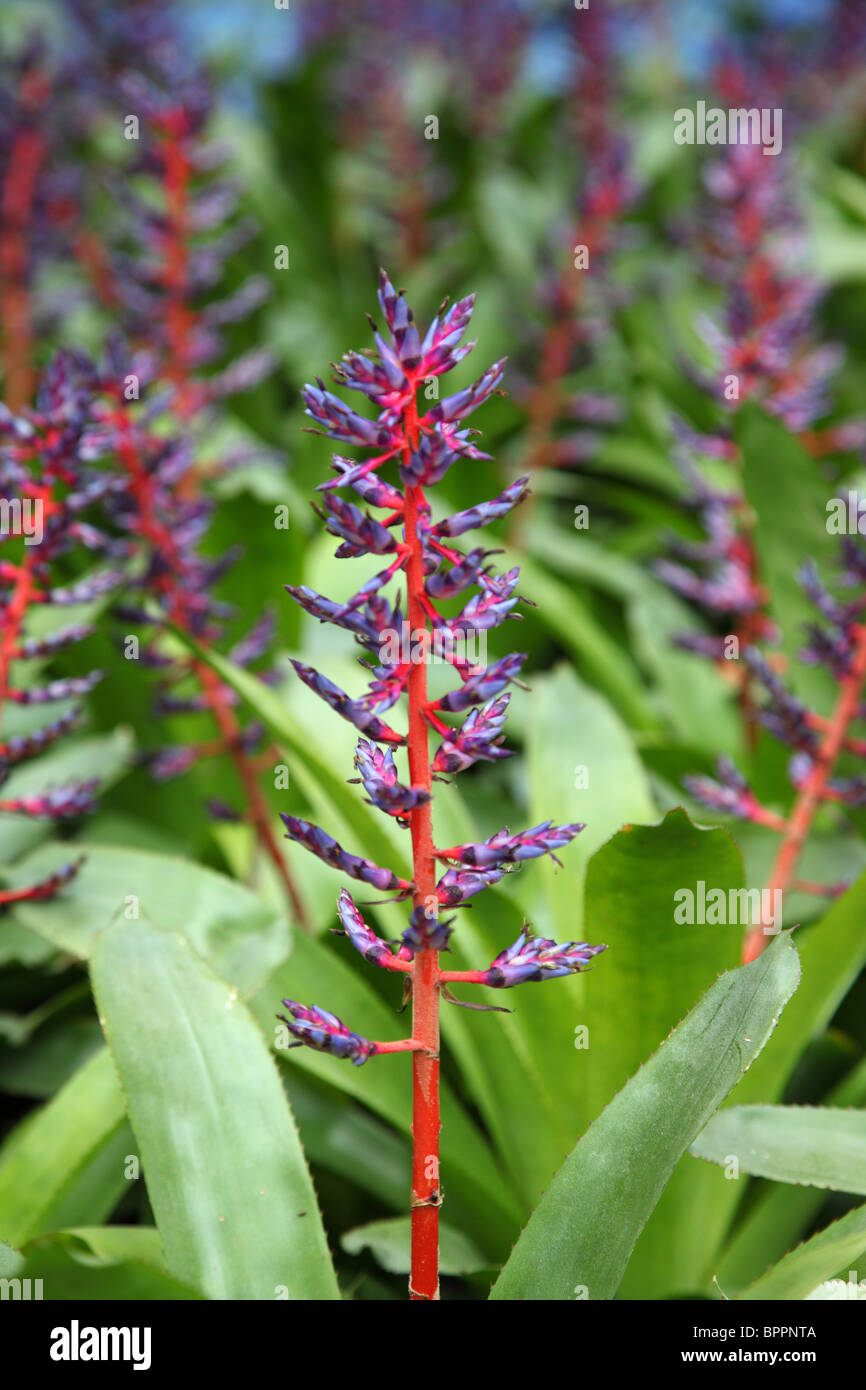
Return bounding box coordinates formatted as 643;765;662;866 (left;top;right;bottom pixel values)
519;5;635;487
685;539;866;965
74;348;308;927
658;78;866;740
0;353;124;904
63;0;273;448
279;271;607;1300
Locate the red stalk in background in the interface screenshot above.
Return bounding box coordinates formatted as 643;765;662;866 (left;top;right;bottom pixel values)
0;68;48;412
109;399;310;928
743;623;866;963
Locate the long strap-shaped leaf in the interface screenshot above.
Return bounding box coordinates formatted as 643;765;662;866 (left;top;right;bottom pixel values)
738;1202;866;1301
490;934;801;1301
91;916;339;1300
692;1105;866;1194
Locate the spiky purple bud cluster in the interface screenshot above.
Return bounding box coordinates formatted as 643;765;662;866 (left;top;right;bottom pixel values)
0;354;123;906
482;928;607;987
684;538;866;831
279;271;605;1061
278;1001;377;1067
350;739;430;820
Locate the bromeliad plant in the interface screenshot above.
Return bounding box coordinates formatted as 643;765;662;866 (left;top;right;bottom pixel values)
0;353;124;904
279;271;607;1300
685;539;866;964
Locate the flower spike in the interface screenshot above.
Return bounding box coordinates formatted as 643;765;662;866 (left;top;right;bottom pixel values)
280;272;606;1300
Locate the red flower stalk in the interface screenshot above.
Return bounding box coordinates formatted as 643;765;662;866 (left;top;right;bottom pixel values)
281;271;606;1299
684;546;866;962
520;6;634;486
58;4;273;490
0;44;53;414
659;58;866;741
88;367;309;929
0;353;124;904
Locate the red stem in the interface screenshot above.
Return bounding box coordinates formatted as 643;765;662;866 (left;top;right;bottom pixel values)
743;623;866;962
403;394;441;1301
0;70;47;411
0;553;35;736
160;116;195;423
113;407;310;929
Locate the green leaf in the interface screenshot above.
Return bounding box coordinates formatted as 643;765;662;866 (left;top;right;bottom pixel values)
12;1232;203;1300
482;667;656;1189
692;1105;866;1194
0;1238;22;1276
628;584;740;755
739;405;837;705
735;867;866;1106
90;916;339;1300
8;843;290;997
56;1226;167;1267
503;551;659;731
342;1217;490;1277
490;934;800;1301
582;811;746;1296
522;665;655;938
738;1203;866;1301
716;1055;866;1293
0;1047;128;1245
285;1073;411;1212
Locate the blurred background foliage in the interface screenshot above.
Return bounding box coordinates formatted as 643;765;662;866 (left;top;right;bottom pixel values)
3;0;866;1299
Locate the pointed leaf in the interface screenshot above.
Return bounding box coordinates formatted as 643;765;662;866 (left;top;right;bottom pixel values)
91;917;339;1300
490;935;800;1301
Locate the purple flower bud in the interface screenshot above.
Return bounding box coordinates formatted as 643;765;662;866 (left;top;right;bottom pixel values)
302;380;395;449
281;814;414;896
483;929;607;987
744;647;817;752
329;456;404;509
13;624;95;659
336;347;410;406
351;739;431;817
228;612;276;668
318;493;399;557
376;269;421;367
436;865;504;907
401;905;454;954
3;856;86;904
449;567;522;634
49;570;125;605
148;746;201;781
426;547;494;600
417;294;477;376
432;695;512;774
206;798;242;822
9;671;102;705
0;708;81;764
278;1001;377;1066
290;660;405;744
789;753;866;806
335;888;396;966
0;780;99;818
431;478;530;538
400;425;491;487
683;755;760;821
436;653;526;712
441;820;584;869
422;359;506;426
